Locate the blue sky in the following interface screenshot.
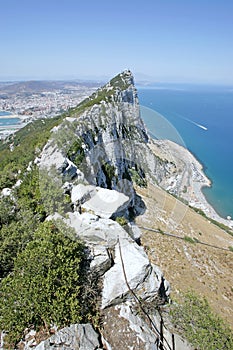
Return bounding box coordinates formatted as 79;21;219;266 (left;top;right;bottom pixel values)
1;0;233;83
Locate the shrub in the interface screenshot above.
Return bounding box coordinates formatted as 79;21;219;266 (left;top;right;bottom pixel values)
0;221;85;347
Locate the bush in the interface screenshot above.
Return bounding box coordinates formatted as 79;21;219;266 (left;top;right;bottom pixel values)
0;222;85;347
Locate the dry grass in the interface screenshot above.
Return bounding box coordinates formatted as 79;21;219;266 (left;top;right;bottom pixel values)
135;182;233;328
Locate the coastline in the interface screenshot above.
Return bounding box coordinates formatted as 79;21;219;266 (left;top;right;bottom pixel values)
149;139;233;230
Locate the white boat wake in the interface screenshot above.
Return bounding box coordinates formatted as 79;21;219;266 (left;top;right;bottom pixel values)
174;112;208;131
190;120;208;131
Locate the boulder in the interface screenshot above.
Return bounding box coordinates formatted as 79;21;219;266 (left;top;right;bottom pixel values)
82;187;130;219
71;184;96;205
89;245;112;276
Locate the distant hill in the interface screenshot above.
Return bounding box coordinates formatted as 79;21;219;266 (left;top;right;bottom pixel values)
0;80;102;95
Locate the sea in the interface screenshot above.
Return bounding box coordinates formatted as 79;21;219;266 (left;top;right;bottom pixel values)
0;111;20;126
138;85;233;219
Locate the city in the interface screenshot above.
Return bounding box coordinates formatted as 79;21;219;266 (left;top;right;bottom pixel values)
0;80;101;138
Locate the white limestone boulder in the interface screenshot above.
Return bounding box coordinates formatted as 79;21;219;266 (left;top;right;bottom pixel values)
71;184;96;205
82;187;130;219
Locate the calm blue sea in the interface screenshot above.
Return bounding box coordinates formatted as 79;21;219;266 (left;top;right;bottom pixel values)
138;85;233;219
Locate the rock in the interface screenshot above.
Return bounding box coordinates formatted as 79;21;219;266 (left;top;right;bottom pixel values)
39;142;66;172
82;187;130;219
39;143;84;181
64;159;84;180
89;245;112;276
47;212;129;277
127;221;142;242
34;324;101;350
101;302;193;350
13;179;22;188
62;181;73;193
101;237;168;308
1;188;12;196
25;329;37;340
27;161;33;171
71;184;96;205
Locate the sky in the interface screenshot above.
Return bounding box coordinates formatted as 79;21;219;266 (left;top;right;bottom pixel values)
1;0;233;84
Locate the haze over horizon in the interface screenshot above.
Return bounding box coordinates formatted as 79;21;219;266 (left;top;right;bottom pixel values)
1;0;233;85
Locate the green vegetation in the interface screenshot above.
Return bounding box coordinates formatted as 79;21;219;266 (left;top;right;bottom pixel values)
101;162;116;188
0;221;85;348
115;216;128;226
67;138;85;167
69;72;131;117
0;116;99;347
0;116;63;190
39;167;72;215
130;168;147;187
191;206;233;237
170;291;233;350
183;235;199;244
109;72;131;90
229;246;233;252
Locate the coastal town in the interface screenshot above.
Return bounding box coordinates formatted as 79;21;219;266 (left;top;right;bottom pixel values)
0;80;100;138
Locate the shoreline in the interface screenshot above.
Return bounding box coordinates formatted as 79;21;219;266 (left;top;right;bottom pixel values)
149;139;233;230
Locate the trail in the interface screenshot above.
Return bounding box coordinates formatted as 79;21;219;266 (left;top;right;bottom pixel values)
173;112;208;131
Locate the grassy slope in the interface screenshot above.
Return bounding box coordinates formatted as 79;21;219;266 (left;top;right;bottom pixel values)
136;182;233;329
